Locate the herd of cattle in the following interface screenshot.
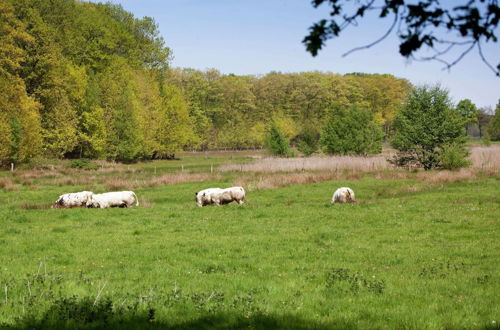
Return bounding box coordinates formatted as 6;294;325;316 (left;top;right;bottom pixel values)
53;186;356;208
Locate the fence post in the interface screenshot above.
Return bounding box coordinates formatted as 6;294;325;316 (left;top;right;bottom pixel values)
181;165;184;172
10;163;14;172
154;166;157;175
210;164;213;173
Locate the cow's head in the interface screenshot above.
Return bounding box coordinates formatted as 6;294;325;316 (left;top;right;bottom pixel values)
54;196;65;208
86;197;100;208
195;192;206;207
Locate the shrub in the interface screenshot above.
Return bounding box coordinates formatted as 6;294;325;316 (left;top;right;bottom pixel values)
391;85;466;170
488;106;500;141
266;124;292;157
482;131;492;146
68;159;100;170
320;104;383;155
437;143;471;170
296;127;319;156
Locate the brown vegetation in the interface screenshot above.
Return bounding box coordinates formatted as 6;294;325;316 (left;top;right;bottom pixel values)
233;171;363;191
102;173;222;190
470;146;500;169
0;177;18;191
220;155;392;173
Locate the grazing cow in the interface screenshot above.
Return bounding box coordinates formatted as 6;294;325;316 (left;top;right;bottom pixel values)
195;188;223;207
86;191;139;208
196;186;245;206
331;187;355;204
54;191;94;208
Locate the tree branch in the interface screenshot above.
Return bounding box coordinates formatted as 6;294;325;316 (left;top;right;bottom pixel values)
342;12;399;57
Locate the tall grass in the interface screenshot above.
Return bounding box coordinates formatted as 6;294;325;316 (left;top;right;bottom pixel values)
221;146;500;173
470;145;500;169
220;155;392;173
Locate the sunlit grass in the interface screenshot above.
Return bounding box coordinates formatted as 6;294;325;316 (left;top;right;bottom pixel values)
0;155;498;329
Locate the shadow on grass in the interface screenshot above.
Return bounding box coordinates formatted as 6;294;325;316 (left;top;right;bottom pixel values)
6;313;353;330
3;296;354;330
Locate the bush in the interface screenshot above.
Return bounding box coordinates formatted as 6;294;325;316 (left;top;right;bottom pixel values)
391;85;466;170
68;159;100;170
266;124;292;157
297;127;319;156
437;143;470;170
488;106;500;141
482;131;492;146
320;104;383;155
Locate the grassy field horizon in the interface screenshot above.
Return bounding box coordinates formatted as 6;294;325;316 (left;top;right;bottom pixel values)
0;150;498;329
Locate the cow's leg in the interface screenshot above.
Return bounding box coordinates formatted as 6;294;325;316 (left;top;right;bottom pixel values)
237;199;244;205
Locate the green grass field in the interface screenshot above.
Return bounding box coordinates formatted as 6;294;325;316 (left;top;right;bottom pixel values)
0;155;499;329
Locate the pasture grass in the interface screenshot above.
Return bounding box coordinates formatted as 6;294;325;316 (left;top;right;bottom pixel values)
0;154;498;329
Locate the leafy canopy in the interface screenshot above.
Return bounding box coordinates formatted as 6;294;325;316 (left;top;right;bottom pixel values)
391;85;467;170
320;104;383;155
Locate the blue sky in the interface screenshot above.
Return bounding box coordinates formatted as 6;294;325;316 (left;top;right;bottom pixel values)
92;0;499;109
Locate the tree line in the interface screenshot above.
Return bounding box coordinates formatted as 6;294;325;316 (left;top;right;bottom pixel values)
1;0;498;168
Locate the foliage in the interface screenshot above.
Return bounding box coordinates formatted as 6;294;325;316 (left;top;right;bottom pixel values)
437;143;471;170
320;104;383;155
488;103;500;141
477;108;494;138
0;0;414;166
169;69;410;151
68;158;100;170
297;126;320;156
456;99;478;125
304;0;500;75
391;86;467;170
266;124;292;157
0;1;43;166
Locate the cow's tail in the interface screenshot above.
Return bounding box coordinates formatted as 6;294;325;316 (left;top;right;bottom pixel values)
132;192;139;206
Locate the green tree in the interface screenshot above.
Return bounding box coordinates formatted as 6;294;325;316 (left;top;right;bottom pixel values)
488;101;500;141
391;85;467;170
320;104;383;155
297;126;320;156
456;99;478;125
0;1;42;166
266;123;291;157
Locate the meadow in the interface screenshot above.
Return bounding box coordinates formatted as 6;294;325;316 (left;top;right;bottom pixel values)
0;149;499;329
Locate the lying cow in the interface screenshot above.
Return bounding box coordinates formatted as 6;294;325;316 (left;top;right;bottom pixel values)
86;191;139;208
54;191;94;208
331;187;355;204
196;186;245;207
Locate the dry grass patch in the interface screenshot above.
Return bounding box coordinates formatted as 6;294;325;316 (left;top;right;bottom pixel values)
102;172;222;190
470;146;500;169
416;168;479;184
49;175;98;187
234;171;363;191
0;177;18;191
19;203;52;210
12;169;63;180
373;171;413;180
138;196;153;208
150;172;222;186
220;155;391;173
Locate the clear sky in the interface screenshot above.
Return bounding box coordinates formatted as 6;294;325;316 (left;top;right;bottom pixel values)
91;0;499;109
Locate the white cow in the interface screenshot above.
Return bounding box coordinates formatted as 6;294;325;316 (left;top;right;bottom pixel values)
86;191;139;208
54;191;94;208
331;187;355;204
196;186;245;206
